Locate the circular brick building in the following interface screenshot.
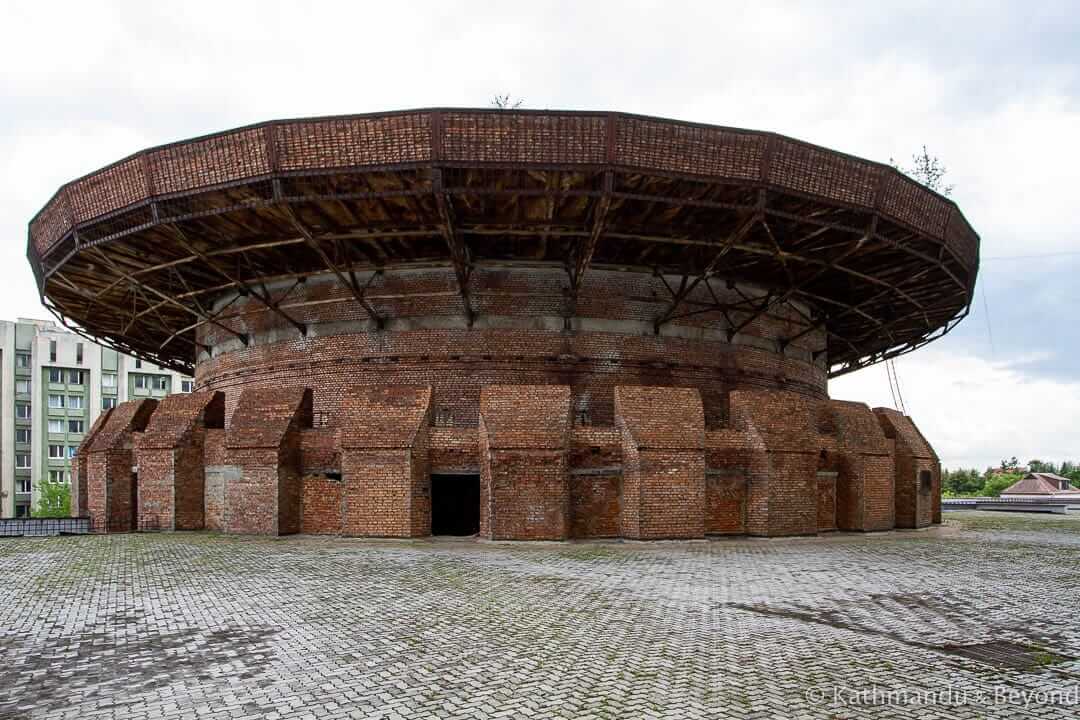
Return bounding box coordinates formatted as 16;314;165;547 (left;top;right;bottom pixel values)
30;109;978;540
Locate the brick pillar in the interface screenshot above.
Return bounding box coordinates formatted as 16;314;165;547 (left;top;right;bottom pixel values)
830;401;895;532
81;400;158;533
71;407;114;518
338;385;433;538
135;392;225;531
875;408;939;528
615;386;706;540
727;389;825;537
479;385;572;540
223;388;312;535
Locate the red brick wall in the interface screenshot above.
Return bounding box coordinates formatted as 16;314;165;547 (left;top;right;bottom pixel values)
338;385;432;538
204;429;226;465
299;428;339;474
875;408;939;529
173;442;206;530
428;427;480;471
136;448;175;531
763;452;819;536
342;449;418;536
72;407;114;517
195;268;827;431
569;475;621;538
204;429;228;532
828;401;894;532
221;388;311;535
134;393;222;532
82;399;158;532
480;385;571;540
705;473;747;535
85;452;110;533
94;450;136;533
204;465;228;532
705;425;769;536
223;447;280;535
568;426;622;538
277;435;302;536
615;386;706;539
817;473;837;531
136;443;206;532
301;475;344;534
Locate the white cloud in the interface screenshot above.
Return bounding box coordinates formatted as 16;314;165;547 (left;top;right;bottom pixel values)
831;349;1080;469
1;2;1077;468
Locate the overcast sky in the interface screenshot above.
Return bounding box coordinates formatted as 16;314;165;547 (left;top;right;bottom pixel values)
2;1;1077;469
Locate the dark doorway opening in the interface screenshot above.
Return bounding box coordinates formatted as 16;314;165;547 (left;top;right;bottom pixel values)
430;474;480;536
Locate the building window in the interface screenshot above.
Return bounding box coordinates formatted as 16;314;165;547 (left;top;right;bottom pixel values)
16;379;30;393
48;367;63;383
49;339;57;362
16;453;31;469
181;380;194;393
68;395;84;409
48;394;65;409
68;369;84;385
16;403;31;419
16;428;31;444
68;419;85;434
76;343;84;365
17;479;31;494
102;373;117;388
67;445;78;459
135;358;142;369
16;352;30;369
134;374;148;389
49;444;65;459
48;419;64;433
49;470;67;484
15;503;30;517
919;470;932;493
154;376;169;391
102;397;117;410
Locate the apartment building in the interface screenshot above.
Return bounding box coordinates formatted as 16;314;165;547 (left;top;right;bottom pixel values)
0;319;191;518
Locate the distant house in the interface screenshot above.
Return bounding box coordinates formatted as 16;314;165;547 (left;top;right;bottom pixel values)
1001;472;1080;500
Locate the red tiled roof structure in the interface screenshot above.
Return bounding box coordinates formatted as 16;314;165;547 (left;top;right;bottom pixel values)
1002;473;1080;495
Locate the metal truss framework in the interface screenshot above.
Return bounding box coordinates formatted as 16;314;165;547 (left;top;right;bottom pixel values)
27;109;979;378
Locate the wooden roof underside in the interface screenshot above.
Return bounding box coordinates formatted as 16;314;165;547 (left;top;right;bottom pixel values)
27;109;979;377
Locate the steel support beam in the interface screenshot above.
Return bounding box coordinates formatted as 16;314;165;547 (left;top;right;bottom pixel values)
282;203;384;329
653;213;760;331
432;169;475;326
163;225;308;337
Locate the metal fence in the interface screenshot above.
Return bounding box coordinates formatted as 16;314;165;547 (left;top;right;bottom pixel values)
943;497;1079;514
0;517;91;537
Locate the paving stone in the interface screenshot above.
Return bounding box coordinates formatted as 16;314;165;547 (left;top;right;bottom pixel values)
0;511;1079;718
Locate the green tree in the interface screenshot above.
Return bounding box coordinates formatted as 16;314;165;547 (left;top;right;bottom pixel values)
490;94;524;109
1028;459;1055;473
982;473;1022;498
942;468;983;496
33;479;71;518
890;146;954;196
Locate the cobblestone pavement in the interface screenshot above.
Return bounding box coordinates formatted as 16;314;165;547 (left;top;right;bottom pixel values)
1;511;1080;719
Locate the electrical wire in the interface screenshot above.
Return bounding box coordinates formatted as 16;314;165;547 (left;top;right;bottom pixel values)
890;358;907;415
983;251;1080;261
885;359;899;411
980;280;995;358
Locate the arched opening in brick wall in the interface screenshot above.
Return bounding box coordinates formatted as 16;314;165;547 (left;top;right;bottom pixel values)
430;473;481;536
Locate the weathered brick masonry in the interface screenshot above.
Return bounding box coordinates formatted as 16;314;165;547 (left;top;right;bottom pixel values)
49;109;970;542
76;382;940;539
